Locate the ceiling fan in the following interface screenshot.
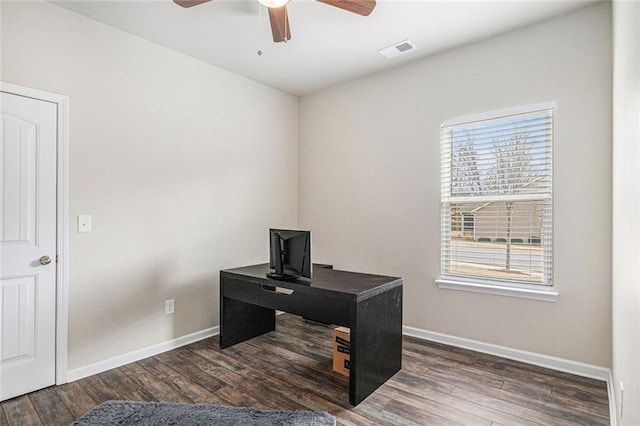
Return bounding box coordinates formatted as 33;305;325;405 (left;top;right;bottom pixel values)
173;0;377;43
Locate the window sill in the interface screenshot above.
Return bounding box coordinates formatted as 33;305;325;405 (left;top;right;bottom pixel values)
436;278;558;302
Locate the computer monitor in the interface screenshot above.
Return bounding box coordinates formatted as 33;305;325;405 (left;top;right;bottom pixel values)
267;229;311;281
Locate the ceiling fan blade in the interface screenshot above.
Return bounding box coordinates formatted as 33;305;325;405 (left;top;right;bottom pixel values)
268;6;291;43
316;0;376;16
173;0;212;8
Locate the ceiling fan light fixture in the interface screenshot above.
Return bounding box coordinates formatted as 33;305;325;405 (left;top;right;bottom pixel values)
258;0;291;8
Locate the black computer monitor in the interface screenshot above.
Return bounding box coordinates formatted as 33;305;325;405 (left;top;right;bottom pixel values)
267;229;311;281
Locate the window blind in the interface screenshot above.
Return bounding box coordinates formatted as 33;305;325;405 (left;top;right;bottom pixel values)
440;106;553;286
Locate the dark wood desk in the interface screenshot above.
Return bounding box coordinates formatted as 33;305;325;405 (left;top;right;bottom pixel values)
219;263;403;406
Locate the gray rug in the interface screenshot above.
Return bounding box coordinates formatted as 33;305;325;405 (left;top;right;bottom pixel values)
72;400;336;426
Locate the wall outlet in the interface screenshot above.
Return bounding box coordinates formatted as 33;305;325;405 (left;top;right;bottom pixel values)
620;381;624;418
165;299;175;315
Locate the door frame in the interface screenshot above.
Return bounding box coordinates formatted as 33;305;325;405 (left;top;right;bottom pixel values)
1;81;69;385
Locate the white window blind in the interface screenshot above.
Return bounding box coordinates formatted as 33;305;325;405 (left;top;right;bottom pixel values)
440;104;553;287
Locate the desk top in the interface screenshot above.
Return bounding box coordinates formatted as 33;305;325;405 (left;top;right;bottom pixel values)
221;263;402;301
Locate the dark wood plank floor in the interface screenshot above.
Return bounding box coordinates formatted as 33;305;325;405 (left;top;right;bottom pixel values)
2;314;609;425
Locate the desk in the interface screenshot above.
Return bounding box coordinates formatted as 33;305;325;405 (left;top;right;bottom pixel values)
219;263;403;406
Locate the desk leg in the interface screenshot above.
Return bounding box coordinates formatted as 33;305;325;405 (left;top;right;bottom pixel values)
349;286;403;405
220;296;275;349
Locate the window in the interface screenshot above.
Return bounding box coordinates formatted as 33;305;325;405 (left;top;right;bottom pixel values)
439;103;554;292
462;214;475;236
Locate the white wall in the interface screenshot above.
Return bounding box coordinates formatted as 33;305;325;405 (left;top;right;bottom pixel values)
612;1;640;423
1;1;298;369
299;3;612;367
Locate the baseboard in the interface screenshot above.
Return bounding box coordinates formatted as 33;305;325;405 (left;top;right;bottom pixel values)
405;325;615;425
66;321;615;423
403;325;611;382
608;370;617;426
67;326;219;382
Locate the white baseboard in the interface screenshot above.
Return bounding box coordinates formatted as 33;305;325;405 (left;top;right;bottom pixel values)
67;326;219;382
608;370;617;426
405;325;615;425
403;325;611;382
65;321;615;424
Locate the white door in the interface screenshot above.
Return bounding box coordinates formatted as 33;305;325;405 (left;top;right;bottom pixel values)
0;92;57;401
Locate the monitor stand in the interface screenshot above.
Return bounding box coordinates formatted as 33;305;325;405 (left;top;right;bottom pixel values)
266;272;300;282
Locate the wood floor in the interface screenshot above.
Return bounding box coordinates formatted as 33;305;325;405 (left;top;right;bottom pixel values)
2;314;609;425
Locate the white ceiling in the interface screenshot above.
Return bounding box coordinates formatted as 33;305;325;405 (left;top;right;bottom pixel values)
51;0;596;96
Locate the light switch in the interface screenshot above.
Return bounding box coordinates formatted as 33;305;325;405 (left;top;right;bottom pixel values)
78;215;92;233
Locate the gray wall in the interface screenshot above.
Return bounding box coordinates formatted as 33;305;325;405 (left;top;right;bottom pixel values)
612;1;640;423
299;3;612;367
0;0;621;383
1;1;298;370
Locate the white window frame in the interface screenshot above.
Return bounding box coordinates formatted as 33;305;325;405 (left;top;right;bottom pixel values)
437;102;558;302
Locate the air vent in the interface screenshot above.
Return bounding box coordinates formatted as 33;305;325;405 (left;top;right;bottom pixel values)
378;39;417;59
